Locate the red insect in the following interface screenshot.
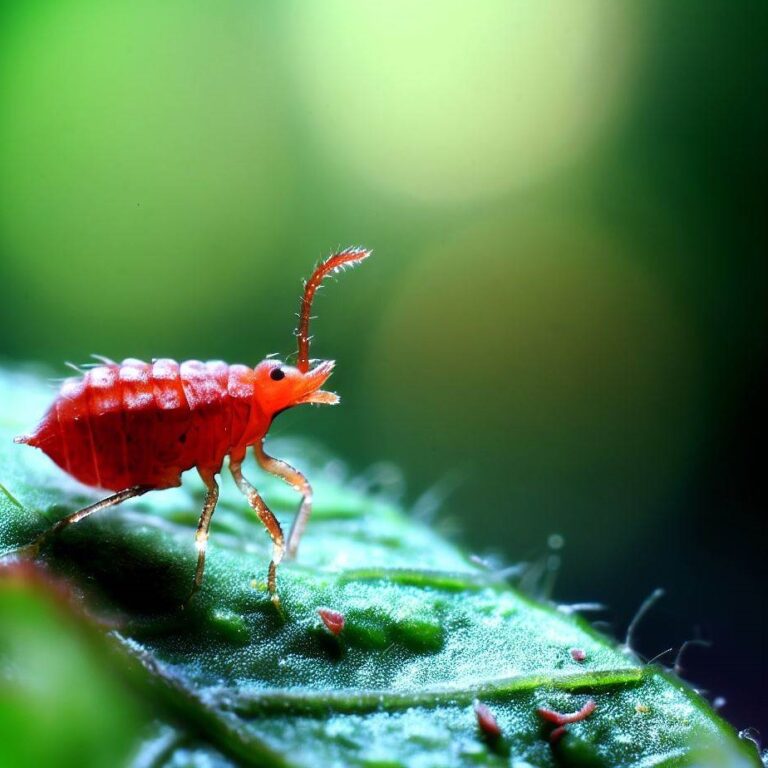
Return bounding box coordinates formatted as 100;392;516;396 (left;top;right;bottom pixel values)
569;647;587;662
317;607;345;636
15;248;371;606
537;698;596;744
473;700;502;739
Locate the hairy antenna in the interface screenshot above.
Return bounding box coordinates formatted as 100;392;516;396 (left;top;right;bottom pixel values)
296;247;371;372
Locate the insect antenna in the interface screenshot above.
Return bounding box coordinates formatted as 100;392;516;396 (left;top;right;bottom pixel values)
295;247;371;373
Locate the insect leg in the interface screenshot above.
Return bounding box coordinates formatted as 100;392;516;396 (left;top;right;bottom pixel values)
29;485;151;553
190;470;220;598
253;440;312;560
230;458;285;609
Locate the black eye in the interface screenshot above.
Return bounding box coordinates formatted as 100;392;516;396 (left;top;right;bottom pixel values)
270;367;285;381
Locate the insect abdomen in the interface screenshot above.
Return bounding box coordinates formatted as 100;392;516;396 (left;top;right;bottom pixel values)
21;359;257;491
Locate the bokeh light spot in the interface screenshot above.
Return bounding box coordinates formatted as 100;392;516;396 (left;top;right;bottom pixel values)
284;1;643;203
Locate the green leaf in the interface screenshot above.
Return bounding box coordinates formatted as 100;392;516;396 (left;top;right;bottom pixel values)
0;369;760;767
0;566;145;768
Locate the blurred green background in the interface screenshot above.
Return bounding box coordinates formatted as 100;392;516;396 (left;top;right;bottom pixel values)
0;0;765;746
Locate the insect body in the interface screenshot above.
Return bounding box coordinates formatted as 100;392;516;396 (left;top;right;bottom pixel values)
15;248;370;605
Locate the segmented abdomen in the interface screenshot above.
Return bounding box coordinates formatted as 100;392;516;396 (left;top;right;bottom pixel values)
23;359;258;491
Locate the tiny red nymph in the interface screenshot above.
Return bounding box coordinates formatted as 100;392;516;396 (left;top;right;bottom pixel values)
15;248;371;606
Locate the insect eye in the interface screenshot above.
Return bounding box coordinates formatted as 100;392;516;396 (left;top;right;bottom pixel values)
270;367;285;381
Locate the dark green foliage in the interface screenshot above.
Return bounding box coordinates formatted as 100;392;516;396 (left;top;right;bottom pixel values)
0;370;760;767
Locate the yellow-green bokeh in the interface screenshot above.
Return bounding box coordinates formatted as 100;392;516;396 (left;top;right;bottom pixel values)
282;1;643;202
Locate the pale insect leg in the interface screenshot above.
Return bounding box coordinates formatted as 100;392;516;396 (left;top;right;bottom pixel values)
191;470;220;597
229;458;285;609
28;485;151;554
253;440;312;559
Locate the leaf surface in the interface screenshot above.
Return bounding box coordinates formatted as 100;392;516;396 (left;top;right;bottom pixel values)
0;369;759;767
